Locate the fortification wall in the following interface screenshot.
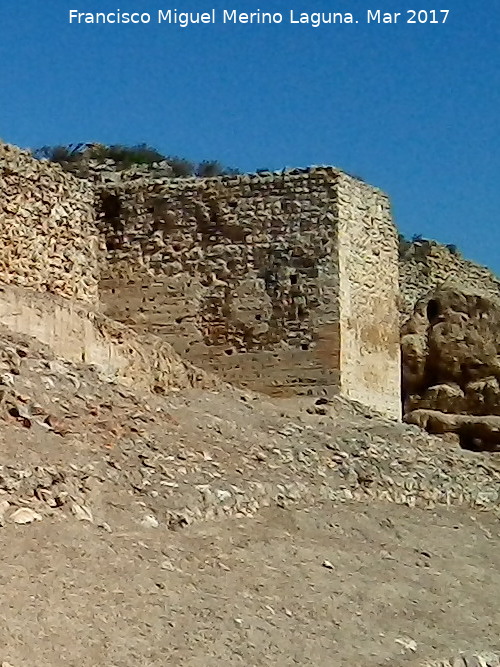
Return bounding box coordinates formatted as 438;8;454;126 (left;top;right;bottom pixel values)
0;142;99;303
400;242;500;320
0;142;402;417
98;168;342;395
97;167;401;417
337;174;400;417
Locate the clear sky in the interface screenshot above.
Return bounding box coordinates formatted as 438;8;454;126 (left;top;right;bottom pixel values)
1;0;499;272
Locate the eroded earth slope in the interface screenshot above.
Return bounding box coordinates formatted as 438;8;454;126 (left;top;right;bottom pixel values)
0;327;499;666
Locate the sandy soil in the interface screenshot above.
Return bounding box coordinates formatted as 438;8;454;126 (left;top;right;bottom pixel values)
0;500;499;667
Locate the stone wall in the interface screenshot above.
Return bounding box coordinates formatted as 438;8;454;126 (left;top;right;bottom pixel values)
0;142;99;303
0;142;402;418
400;241;500;321
97;168;401;418
337;174;400;416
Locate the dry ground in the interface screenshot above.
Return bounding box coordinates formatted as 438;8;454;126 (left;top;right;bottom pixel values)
0;328;499;666
0;501;499;666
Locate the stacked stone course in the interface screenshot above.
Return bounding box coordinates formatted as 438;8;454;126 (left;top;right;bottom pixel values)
0;142;99;303
97;167;401;417
97;168;344;396
400;241;500;320
0;143;401;417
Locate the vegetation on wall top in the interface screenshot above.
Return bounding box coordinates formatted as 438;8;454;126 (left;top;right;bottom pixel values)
31;143;241;178
398;233;461;260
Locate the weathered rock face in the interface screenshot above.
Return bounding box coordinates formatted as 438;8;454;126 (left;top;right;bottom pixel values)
404;409;500;451
0;142;100;303
402;287;500;416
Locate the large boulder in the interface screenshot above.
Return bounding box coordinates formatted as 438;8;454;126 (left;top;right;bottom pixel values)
404;409;500;451
401;287;500;416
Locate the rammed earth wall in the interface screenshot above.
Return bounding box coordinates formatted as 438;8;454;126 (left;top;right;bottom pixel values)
97;168;401;418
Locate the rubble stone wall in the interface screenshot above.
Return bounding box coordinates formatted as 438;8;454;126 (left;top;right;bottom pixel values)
0;142;402;417
400;242;500;321
97;168;401;417
0;285;215;394
0;143;99;303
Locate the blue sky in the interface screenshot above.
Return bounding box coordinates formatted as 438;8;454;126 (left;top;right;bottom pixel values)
1;0;499;272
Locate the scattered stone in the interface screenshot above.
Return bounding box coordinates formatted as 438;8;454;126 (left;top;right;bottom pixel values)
215;489;232;503
44;414;70;436
141;514;159;528
10;507;43;524
0;500;10;518
71;503;94;522
395;636;417;652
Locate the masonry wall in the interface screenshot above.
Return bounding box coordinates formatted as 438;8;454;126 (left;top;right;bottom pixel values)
400;242;500;321
0;143;99;303
98;167;401;416
0;285;214;394
0;142;402;417
337;174;401;418
98;168;341;395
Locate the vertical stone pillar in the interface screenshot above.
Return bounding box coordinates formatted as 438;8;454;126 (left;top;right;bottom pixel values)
336;173;401;419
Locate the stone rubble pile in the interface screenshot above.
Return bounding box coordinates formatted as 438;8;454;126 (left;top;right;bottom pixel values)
1;322;499;532
425;652;500;667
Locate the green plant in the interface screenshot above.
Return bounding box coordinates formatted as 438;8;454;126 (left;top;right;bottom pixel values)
196;160;225;178
33;144;81;165
88;143;166;167
445;243;460;256
30;143;249;180
166;156;195;177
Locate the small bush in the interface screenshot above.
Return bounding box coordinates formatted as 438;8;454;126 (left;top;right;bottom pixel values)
33;144;82;165
196;160;225;178
88;143;166;168
30;143;255;180
166;156;195;177
445;243;460;256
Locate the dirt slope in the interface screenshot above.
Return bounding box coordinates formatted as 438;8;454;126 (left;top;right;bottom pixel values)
0;326;499;666
1;501;499;667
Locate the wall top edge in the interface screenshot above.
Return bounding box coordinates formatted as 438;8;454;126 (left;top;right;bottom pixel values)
0;141;387;196
96;166;389;197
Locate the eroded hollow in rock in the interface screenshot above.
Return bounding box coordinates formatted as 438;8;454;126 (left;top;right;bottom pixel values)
402;286;500;449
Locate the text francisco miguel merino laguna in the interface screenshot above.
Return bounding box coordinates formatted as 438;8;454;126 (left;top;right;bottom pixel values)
68;8;411;27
